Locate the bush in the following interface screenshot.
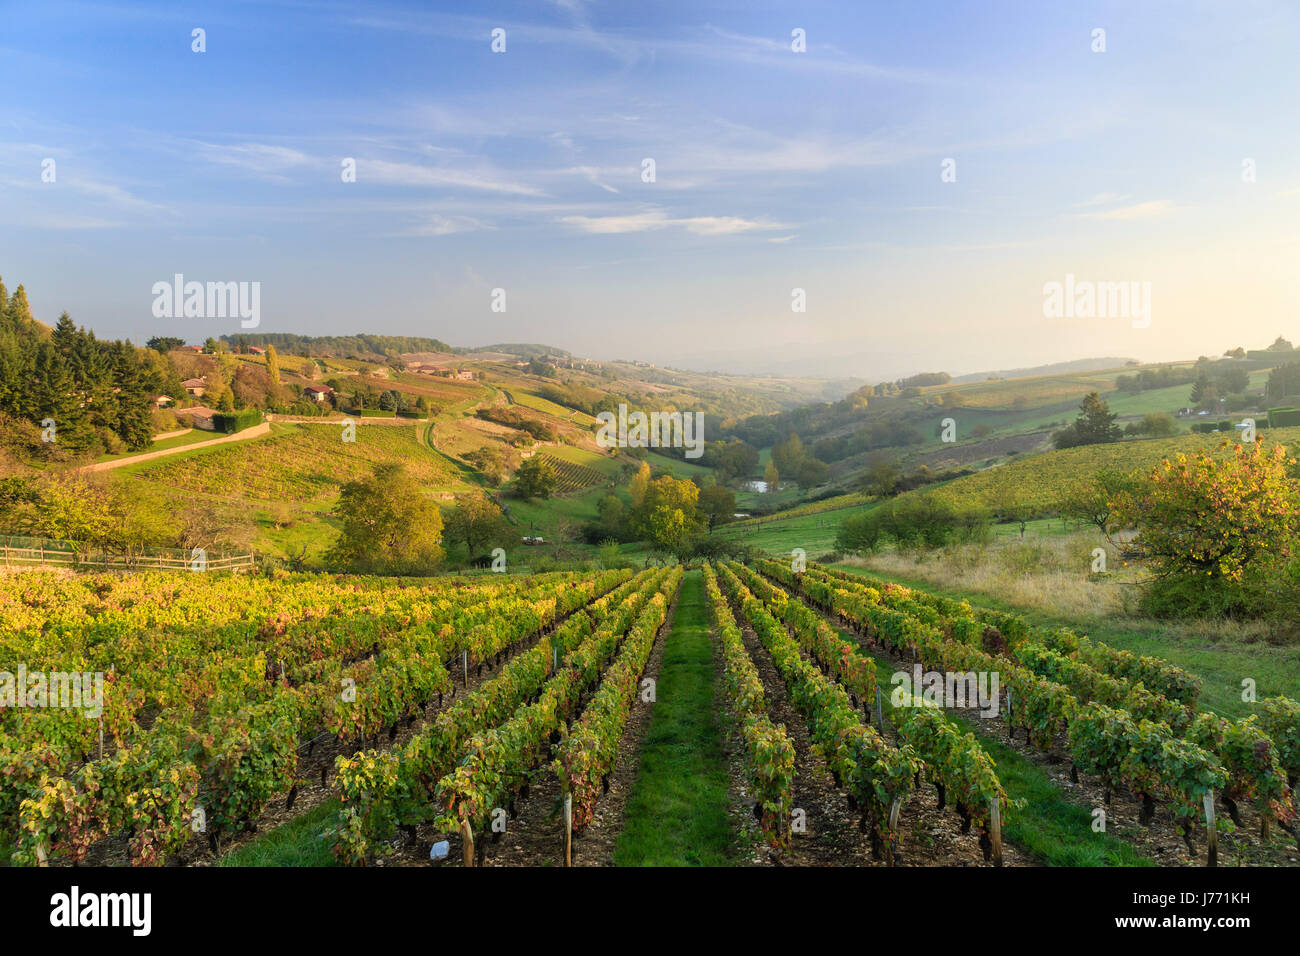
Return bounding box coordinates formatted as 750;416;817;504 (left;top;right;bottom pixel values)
836;511;883;554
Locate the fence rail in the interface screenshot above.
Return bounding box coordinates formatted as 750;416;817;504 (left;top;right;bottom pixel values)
0;536;256;573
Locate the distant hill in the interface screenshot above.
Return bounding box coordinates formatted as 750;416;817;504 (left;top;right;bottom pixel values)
222;333;453;360
952;357;1137;384
471;343;572;359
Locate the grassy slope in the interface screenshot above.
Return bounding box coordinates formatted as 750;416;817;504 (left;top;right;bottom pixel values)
614;570;737;865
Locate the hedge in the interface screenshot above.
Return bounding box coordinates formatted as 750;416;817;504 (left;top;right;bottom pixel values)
211;409;263;434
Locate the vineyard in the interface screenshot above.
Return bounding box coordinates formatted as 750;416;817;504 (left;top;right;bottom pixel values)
0;567;634;865
534;453;609;494
910;425;1300;514
127;423;459;504
3;558;1297;868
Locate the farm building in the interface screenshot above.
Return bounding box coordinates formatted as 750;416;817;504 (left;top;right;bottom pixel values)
303;384;334;402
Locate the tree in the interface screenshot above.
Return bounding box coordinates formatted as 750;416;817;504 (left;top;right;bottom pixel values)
630;474;702;551
329;463;444;573
763;459;780;491
859;458;901;497
147;336;185;353
1267;336;1294;352
697;484;736;531
795;457;828;489
265;345;281;386
464;445;507;486
595;493;627;539
514;456;557;500
836;511;883;554
1058;468;1145;538
628;460;651;507
771;433;805;477
1053;392;1121;448
1114;443;1299;585
444;494;512;557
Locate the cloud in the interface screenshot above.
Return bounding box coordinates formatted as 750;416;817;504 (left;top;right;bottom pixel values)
559;209;780;235
362;158;546;196
1078;200;1175;221
1073;192;1131;208
405;213;492;237
195;142;314;180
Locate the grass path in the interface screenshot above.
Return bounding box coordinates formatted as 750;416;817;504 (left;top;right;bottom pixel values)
613;570;737;866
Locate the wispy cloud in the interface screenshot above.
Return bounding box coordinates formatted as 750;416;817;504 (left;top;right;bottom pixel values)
1078;200;1176;221
361;158;546;196
560;208;780;235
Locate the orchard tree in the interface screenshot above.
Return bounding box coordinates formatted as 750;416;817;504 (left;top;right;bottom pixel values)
1114;443;1300;582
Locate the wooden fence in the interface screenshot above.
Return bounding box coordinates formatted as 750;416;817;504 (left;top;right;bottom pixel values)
0;536;256;573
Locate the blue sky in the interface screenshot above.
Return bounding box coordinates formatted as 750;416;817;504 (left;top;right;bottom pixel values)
2;1;1298;379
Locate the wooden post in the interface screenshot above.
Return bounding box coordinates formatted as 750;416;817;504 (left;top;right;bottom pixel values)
887;797;902;866
875;687;885;731
1204;790;1217;867
989;798;1003;867
462;650;469;689
1005;688;1013;723
460;819;475;867
563;794;573;867
35;843;48;867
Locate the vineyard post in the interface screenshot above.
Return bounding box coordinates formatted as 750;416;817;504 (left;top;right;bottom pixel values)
1204;790;1217;867
887;798;902;865
35;843;48;867
1006;688;1013;724
460;819;475;867
462;650;469;689
989;798;1003;866
875;687;885;731
563;793;573;867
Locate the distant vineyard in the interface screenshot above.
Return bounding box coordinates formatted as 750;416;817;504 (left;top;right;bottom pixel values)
535;453;608;493
131;423;457;503
906;426;1300;514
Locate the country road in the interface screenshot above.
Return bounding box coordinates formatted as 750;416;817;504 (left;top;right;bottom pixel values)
79;422;273;473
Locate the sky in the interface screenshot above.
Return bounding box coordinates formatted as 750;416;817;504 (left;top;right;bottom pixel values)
2;0;1299;380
